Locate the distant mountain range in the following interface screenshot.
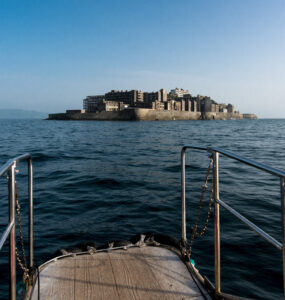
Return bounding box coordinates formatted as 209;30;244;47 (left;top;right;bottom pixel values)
0;109;48;119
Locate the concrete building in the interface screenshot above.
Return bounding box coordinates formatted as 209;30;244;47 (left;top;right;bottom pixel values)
97;100;125;112
143;89;167;107
105;90;143;106
182;94;198;113
211;104;216;113
166;100;175;111
144;92;159;107
159;89;168;102
204;97;212;112
218;104;228;113
183;93;193;99
174;101;181;111
181;100;185;111
83;95;105;112
227;104;234;113
81;88;242;118
182;94;192;111
199;97;212;112
170;88;190;98
194;95;206;112
184;100;191;112
152;100;165;110
192;100;197;112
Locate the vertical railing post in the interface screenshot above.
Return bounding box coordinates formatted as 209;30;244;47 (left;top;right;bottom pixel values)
214;151;221;295
8;162;16;300
181;147;186;243
28;158;34;270
281;177;285;298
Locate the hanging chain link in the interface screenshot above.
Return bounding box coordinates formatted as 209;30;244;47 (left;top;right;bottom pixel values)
15;180;30;283
194;159;214;238
187;155;214;259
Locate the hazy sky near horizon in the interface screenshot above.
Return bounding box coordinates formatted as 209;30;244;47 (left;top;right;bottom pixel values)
0;0;284;117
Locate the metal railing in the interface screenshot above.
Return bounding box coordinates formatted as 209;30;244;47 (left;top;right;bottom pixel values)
0;154;33;300
181;145;285;299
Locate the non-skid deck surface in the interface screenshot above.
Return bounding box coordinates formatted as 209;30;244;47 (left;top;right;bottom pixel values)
31;246;208;300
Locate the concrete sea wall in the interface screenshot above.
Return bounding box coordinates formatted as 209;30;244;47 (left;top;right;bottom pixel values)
204;112;244;120
48;108;257;121
48;110;136;121
133;109;201;120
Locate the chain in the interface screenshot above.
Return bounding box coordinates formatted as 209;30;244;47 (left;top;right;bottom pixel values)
15;247;29;282
187;155;214;258
194;162;214;238
15;180;29;282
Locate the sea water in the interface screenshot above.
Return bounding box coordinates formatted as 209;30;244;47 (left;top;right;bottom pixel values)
0;119;284;299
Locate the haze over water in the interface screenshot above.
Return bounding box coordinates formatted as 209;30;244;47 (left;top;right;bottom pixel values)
0;118;284;299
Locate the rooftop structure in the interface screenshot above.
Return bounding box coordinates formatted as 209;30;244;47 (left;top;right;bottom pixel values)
170;88;190;98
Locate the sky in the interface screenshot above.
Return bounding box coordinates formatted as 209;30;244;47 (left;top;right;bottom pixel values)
0;0;284;117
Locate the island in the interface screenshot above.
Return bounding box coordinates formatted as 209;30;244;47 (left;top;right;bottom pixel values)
48;88;257;121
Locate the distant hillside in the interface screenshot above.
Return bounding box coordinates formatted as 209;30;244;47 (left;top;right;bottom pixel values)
0;109;48;119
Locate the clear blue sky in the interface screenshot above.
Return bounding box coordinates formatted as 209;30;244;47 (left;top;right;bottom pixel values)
0;0;284;117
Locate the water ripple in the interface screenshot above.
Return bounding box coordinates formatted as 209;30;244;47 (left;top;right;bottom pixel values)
0;119;285;299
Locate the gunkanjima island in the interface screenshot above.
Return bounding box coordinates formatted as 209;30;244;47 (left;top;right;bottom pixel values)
48;88;257;121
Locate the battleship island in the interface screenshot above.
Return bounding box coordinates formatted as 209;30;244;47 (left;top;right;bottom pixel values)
48;88;257;121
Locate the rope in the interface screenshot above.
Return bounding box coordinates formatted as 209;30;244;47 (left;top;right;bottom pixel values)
187;155;214;258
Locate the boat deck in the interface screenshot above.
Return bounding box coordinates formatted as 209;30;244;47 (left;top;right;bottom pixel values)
30;246;210;299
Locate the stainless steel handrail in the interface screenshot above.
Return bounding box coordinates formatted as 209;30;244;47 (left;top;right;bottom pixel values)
0;222;14;250
212;146;285;178
182;145;285;178
217;198;282;251
0;154;33;300
0;153;31;178
181;145;285;299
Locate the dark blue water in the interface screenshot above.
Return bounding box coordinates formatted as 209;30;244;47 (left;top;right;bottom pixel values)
0;119;284;299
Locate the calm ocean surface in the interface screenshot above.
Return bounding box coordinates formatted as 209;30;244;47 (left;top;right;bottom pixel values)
0;118;284;299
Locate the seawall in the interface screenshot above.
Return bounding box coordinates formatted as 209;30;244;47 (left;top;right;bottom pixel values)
48;109;137;121
48;108;257;121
